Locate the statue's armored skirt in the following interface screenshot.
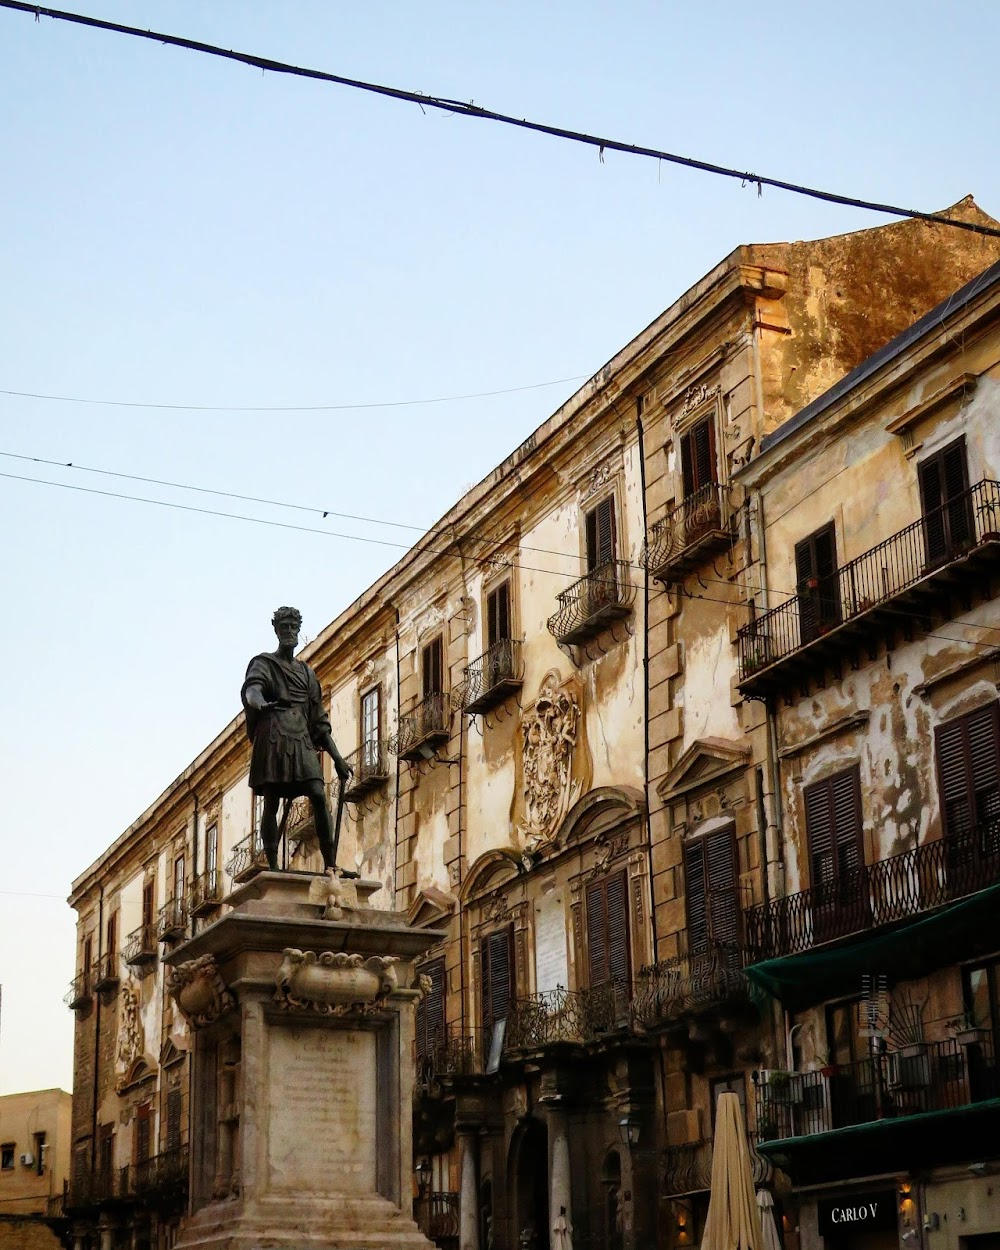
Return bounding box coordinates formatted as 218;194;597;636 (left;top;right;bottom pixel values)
241;652;329;798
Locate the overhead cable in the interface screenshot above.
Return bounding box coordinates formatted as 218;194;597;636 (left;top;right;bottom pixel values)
2;0;1000;240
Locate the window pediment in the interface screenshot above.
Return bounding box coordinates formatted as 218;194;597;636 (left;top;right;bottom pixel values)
406;886;458;929
656;737;750;802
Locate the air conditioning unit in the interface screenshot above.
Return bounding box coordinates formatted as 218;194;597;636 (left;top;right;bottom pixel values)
19;1153;34;1167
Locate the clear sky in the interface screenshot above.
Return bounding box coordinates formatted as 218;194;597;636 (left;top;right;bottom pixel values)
2;0;1000;1095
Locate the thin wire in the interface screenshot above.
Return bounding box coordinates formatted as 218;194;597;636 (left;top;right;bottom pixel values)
0;888;66;900
0;374;587;413
3;0;999;240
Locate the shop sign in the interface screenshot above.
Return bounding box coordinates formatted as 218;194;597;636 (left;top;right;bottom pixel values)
817;1189;898;1237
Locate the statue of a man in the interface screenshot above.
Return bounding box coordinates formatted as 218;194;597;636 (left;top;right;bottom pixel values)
241;606;352;873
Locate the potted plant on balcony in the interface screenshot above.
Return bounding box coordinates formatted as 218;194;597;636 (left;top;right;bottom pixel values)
766;1071;799;1106
952;1011;990;1048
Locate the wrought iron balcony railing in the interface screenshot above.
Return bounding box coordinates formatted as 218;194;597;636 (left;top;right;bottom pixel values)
738;479;1000;696
389;693;451;763
461;639;523;716
93;950;121;990
417;1026;490;1082
131;1146;189;1198
190;869;225;916
414;1191;460;1247
643;483;736;581
65;971;92;1010
505;984;632;1051
659;1134;771;1197
745;820;1000;962
755;1031;999;1142
226;832;268;883
156;897;188;942
547;560;636;645
342;741;391;801
123;924;158;967
632;936;750;1029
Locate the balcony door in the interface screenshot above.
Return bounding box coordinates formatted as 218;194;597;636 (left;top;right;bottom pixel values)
680;415;721;541
361;686;381;773
919;437;972;567
585;871;631;1028
805;768;868;945
684;826;741;975
585;496;619;612
480;925;515;1053
935;701;1000;894
795;523;841;644
415;956;446;1064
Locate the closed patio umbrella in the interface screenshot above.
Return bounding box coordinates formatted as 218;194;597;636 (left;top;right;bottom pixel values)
756;1188;783;1250
702;1093;766;1250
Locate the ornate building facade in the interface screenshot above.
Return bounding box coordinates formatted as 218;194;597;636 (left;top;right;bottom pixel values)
63;200;1000;1250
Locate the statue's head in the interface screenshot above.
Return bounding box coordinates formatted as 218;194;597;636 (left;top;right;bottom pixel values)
272;606;302;648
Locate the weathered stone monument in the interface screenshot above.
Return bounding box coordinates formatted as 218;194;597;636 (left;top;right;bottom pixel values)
164;871;442;1250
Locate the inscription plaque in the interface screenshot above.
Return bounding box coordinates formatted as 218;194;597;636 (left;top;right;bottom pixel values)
267;1025;377;1195
534;891;568;995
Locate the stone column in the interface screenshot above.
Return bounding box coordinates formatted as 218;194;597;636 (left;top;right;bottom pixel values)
97;1219;114;1250
545;1104;572;1242
458;1129;480;1250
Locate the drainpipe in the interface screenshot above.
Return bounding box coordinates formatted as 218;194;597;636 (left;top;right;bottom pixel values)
636;412;658;964
753;490;785;900
91;887;103;1176
190;792;199;935
393;607;402;909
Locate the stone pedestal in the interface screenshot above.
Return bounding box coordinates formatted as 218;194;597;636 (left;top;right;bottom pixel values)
164;871;443;1250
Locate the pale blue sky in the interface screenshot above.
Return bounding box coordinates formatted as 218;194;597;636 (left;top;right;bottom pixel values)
2;0;999;1094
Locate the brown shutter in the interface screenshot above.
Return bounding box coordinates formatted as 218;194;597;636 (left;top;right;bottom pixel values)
936;703;1000;836
422;637;444;697
805;767;863;884
480;927;514;1033
586;497;616;570
135;1104;151;1164
796;522;840;642
142;881;154;928
586;871;631;988
921;438;971;561
165;1089;182;1153
106;912;117;957
680;418;717;496
705;830;739;947
415;957;446;1058
487;582;511;648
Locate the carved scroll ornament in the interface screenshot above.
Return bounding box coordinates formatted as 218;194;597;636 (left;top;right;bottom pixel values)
518;673;581;851
166;954;236;1029
275;949;398;1016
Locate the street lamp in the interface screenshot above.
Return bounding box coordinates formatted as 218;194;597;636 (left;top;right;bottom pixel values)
618;1116;640;1148
416;1158;432;1196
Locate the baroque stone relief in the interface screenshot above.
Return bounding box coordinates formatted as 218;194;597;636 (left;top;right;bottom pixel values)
116;979;144;1076
517;672;582;852
167;954;237;1030
275;949;397;1015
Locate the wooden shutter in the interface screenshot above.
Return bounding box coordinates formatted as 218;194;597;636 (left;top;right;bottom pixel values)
480;926;515;1033
936;703;1000;837
920;438;971;562
487;581;511;649
415;957;446;1059
165;1089;182;1153
796;522;840;642
206;824;218;880
586;497;617;571
685;828;737;954
82;935;93;982
105;912;117;957
585;870;631;988
805;768;863;886
422;637;444;697
680;417;717;496
134;1103;151;1164
142;881;155;928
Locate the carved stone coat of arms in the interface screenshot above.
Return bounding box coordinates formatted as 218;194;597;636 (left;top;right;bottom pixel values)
518;673;581;850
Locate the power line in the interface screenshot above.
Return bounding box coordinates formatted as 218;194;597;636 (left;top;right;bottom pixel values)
3;0;999;241
0;374;587;413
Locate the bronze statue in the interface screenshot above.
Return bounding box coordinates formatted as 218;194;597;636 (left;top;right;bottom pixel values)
242;607;353;874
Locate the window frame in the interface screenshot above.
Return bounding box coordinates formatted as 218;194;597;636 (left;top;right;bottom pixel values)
584;494;618;573
585;868;632;991
680;414;718;499
919;436;972;565
795;521;841;643
414;955;447;1061
360;685;382;762
1;1143;14;1171
485;577;513;651
479;924;516;1037
421;635;445;699
683;824;740;956
803;766;868;942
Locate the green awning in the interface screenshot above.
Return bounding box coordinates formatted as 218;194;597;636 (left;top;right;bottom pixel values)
745;882;1000;1011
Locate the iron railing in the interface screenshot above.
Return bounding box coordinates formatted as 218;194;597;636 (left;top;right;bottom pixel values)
342;741;391;801
414;1191;460;1247
226;832;268;882
389;693;451;762
658;1134;772;1196
131;1147;189;1198
65;971;92;1009
633;937;750;1028
461;639;523;716
93;950;121;988
755;1031;999;1141
547;560;636;645
189;869;225;915
505;984;632;1051
123;924;158;967
643;483;736;580
745;821;1000;961
156;897;188;942
738;478;1000;686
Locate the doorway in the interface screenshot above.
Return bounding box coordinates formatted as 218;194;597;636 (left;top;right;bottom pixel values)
512;1118;549;1250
